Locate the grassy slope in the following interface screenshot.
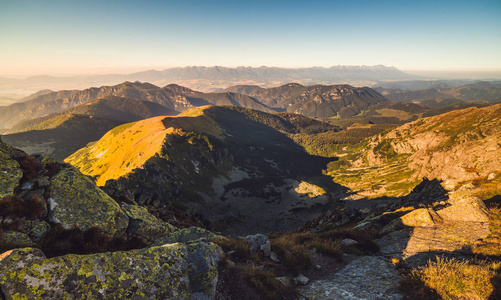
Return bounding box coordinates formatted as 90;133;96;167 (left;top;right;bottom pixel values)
8;95;178;134
66;116;175;186
2;114;121;161
326;103;501;198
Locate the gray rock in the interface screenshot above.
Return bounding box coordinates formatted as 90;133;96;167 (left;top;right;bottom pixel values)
121;204;175;244
27;220;50;243
0;241;223;299
341;238;359;247
270;251;280;262
0;230;35;250
260;240;272;256
298;256;403;300
35;176;50;188
294;274;310;285
0;141;22;198
245;234;269;251
375;229;411;256
276;276;292;287
19;181;34;190
161;227;219;244
48;165;128;236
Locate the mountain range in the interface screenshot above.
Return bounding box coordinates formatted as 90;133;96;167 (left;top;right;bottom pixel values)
1;90;501;299
0;65;414;94
0;81;392;130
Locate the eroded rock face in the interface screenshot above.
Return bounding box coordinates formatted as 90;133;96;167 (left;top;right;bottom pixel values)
48;164;129;236
0;241;223;299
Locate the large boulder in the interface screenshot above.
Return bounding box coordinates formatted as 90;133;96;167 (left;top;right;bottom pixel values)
436;193;489;222
0;241;223;299
162;227;220;244
48;164;129;236
122;204;176;243
0;139;22;198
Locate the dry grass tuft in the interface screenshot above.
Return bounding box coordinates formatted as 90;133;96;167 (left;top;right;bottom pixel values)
39;224;147;258
472;206;501;257
239;264;297;300
0;194;46;219
17;156;41;181
403;257;501;300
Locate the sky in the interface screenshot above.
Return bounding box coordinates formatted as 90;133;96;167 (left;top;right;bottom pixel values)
1;0;500;76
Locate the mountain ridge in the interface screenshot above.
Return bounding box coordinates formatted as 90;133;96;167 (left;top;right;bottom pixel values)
0;81;389;129
0;65;415;93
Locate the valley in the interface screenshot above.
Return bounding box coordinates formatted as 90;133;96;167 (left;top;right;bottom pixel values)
1;78;501;299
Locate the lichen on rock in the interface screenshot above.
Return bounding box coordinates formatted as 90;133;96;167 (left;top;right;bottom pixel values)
48;164;128;236
121;204;176;243
161;227;220;245
0;241;223;299
0;139;22;198
0;230;35;251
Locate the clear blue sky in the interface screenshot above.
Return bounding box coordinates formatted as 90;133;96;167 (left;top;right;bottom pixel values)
1;0;500;76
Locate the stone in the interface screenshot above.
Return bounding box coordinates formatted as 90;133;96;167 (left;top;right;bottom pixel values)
294;274;310;285
401;208;437;227
19;181;34;190
375;229;412;256
359;208;372;214
270;251;280;262
0;140;22;198
245;234;269;251
487;173;496;180
437;194;489;222
48;164;128;236
0;241;223;299
341;238;358;247
226;260;236;268
35;176;50;188
162;227;219;244
27;220;50;243
298;256;403;299
276;276;292;287
121;204;175;244
0;231;35;251
260;240;272;256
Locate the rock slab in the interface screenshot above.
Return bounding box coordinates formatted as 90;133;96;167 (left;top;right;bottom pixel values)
298;256;403;300
0;241;223;299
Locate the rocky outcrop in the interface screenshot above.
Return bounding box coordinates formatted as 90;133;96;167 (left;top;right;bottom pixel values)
161;227;219;244
0;241;223;299
0;137;22;197
298;256;403;300
367;104;501;186
0;139;180;254
122;204;176;243
48;164;129;236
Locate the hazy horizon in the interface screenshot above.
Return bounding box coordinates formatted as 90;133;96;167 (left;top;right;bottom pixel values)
1;0;500;77
1;65;501;80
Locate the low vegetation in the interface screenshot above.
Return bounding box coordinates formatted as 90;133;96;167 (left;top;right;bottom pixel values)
211;227;378;299
402;257;501;300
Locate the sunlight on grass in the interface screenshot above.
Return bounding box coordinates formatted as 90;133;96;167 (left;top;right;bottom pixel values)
408;257;499;300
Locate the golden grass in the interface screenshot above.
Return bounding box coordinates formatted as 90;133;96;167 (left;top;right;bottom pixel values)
408;257;499;300
472;206;501;257
66;116;171;186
